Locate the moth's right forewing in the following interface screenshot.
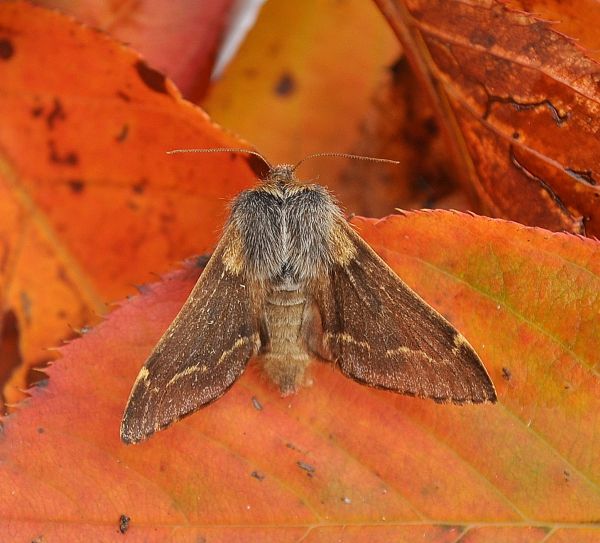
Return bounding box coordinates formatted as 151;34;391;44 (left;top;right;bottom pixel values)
315;219;496;404
120;225;261;444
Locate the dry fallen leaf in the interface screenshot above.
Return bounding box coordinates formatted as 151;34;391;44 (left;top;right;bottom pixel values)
375;0;600;235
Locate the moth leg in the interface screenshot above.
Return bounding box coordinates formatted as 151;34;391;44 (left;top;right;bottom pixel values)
301;297;332;362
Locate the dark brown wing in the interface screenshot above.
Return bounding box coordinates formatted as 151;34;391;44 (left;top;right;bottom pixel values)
121;226;261;444
315;219;496;404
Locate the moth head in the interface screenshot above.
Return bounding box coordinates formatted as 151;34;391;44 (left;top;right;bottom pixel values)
265;164;296;185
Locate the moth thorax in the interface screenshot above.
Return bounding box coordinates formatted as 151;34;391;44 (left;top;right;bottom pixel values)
231;180;340;283
272;277;303;292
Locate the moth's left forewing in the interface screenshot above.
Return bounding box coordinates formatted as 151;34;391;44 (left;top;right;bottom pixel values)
121;225;262;444
315;218;497;404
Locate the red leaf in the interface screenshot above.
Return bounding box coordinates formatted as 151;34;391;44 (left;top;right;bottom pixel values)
33;0;235;99
1;211;598;541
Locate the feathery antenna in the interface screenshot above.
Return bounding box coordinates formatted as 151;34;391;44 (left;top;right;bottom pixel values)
166;148;399;173
293;152;400;171
166;147;273;169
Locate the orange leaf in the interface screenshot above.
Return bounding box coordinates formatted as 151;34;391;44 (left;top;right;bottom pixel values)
0;1;256;407
204;0;426;216
375;0;600;235
1;211;598;541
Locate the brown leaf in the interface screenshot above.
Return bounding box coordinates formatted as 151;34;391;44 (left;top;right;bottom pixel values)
375;0;600;235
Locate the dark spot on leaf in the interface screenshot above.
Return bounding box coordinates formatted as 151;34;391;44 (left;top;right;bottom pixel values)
47;98;66;130
127;200;139;211
251;396;263;411
250;470;265;481
423;116;438;136
57;309;67;319
502;367;511;381
135;60;168;94
48;140;79;166
297;460;315;475
37;427;44;434
134;283;151;295
388;56;409;83
116;124;129;143
132;179;147;194
57;266;68;283
469;29;496;48
31;105;44;118
68;179;85;193
274;72;295;97
512;131;520;139
119;514;131;534
286;442;305;453
0;38;14;60
0;310;23;400
116;91;131;102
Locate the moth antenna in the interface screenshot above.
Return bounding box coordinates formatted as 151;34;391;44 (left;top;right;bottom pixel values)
166;147;273;169
293;152;400;171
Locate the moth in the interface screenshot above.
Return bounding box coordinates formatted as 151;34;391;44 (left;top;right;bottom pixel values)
120;150;496;444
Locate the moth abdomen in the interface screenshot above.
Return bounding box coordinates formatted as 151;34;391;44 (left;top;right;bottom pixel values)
260;285;313;394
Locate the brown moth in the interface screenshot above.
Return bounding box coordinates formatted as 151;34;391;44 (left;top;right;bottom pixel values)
120;150;496;444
